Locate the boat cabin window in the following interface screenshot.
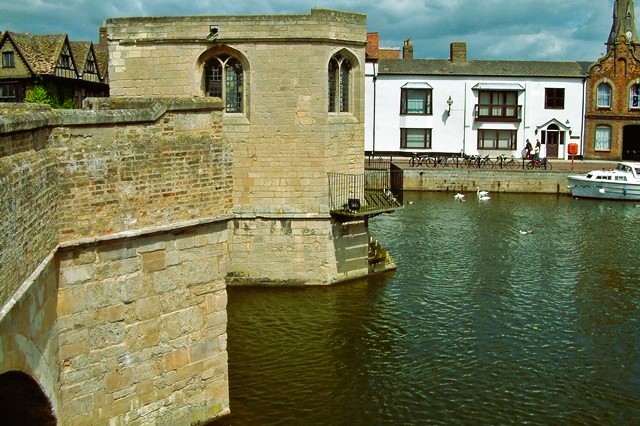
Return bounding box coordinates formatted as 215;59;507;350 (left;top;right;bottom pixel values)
586;173;593;179
596;176;611;180
615;176;627;181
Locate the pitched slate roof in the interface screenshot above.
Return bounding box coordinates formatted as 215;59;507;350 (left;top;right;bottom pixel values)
378;58;588;78
70;40;97;77
94;42;109;80
6;32;68;75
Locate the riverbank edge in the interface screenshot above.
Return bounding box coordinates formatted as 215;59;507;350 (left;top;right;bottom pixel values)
402;169;576;194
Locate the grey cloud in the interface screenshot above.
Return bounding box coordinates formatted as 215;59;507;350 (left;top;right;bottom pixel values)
0;0;630;60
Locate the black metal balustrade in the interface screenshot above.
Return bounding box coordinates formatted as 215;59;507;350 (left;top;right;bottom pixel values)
328;165;403;221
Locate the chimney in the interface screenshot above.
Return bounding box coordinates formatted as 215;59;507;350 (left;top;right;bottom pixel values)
450;42;467;62
366;32;380;58
403;39;414;59
99;26;108;48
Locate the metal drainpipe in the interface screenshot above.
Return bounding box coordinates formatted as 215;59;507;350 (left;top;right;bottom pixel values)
523;83;527;154
372;61;377;157
462;82;467;155
581;77;586;158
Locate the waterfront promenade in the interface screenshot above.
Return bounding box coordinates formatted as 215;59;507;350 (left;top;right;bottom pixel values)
387;158;620;194
383;157;617;173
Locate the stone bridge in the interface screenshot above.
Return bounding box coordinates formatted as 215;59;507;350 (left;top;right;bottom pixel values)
0;9;382;424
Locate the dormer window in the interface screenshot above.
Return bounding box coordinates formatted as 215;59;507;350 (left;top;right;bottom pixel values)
2;51;14;68
58;45;73;70
87;58;96;74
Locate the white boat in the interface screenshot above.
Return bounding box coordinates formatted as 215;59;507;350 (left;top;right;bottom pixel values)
567;162;640;200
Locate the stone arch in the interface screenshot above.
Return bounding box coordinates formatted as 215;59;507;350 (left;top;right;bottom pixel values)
197;46;250;115
327;48;360;114
0;371;56;425
0;333;59;418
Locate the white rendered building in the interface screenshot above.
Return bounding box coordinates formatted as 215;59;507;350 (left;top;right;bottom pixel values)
365;41;588;160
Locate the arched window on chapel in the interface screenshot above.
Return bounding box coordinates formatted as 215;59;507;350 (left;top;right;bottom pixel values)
205;54;243;113
596;83;612;108
328;53;352;113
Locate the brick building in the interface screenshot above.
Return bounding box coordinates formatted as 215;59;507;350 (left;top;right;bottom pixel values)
584;0;640;160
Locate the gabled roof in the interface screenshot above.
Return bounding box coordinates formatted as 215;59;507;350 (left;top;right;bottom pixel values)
4;31;73;76
70;40;101;79
94;41;109;81
378;58;588;79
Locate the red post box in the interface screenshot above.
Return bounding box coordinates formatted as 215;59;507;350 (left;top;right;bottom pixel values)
568;143;578;155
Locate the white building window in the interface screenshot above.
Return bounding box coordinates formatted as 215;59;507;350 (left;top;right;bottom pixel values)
400;128;431;149
594;125;611;151
596;83;611;108
477;129;517;150
400;88;432;115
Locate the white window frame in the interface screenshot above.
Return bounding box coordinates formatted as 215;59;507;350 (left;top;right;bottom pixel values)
597;83;612;108
594;125;612;151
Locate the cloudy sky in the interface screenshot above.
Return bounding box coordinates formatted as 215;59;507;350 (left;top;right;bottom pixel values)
0;0;630;62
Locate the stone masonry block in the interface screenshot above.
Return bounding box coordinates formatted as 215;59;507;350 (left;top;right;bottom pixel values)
141;250;166;273
163;347;190;372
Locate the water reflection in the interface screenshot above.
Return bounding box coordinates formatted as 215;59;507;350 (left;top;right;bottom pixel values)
215;193;640;425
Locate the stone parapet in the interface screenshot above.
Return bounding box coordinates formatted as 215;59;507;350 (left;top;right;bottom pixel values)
105;9;366;44
56;222;230;424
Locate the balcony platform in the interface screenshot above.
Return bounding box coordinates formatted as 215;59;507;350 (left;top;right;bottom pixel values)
330;190;403;221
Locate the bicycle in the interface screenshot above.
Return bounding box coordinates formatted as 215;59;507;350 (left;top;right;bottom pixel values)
496;154;519;169
463;154;480;168
408;153;431;167
526;157;552;170
432;156;449;168
478;155;495;169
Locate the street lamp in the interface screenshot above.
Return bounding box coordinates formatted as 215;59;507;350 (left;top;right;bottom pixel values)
446;96;453;116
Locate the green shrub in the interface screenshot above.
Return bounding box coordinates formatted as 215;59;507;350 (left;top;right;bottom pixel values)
24;84;76;109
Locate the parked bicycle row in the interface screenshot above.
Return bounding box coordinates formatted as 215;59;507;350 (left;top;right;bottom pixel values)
407;153;552;170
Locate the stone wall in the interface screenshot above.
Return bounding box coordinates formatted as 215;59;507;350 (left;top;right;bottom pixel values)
0;116;59;311
51;98;231;242
0;99;232;424
57;222;229;424
228;218;369;286
403;169;575;194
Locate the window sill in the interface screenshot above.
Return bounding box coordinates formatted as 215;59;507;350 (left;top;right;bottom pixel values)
328;113;359;124
223;114;250;125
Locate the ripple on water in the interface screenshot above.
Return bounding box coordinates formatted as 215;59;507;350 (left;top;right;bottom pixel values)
218;193;640;425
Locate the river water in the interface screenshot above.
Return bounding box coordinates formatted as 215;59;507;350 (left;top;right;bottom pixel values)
215;192;640;425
